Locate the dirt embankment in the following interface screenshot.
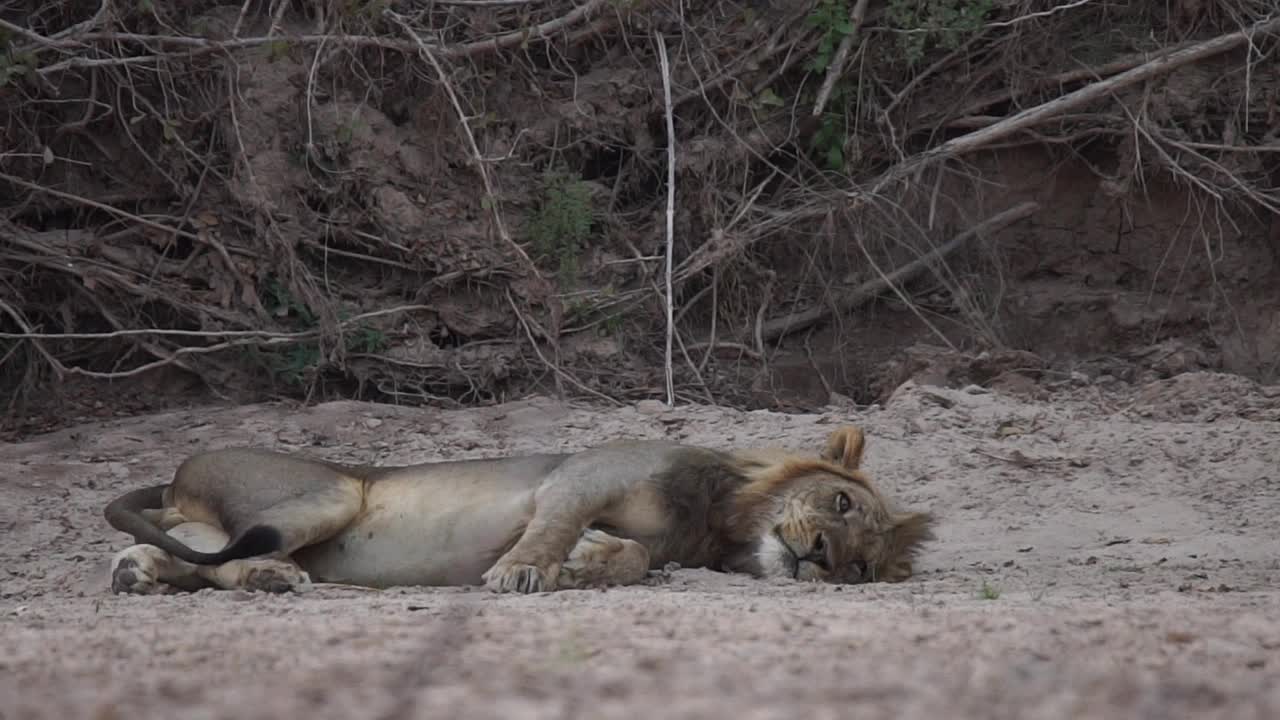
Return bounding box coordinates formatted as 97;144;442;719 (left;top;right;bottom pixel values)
3;2;1279;438
1;371;1278;718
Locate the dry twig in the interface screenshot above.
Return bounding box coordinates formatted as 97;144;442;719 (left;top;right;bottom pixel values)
388;11;537;277
655;30;677;407
760;201;1041;342
14;0;618;75
506;291;621;406
811;0;871;118
864;13;1280;198
4;0;1276;416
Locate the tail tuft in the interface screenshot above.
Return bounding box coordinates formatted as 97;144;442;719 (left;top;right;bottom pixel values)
227;525;283;559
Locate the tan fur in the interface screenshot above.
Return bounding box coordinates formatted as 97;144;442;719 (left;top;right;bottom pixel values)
103;426;934;595
725;428;933;583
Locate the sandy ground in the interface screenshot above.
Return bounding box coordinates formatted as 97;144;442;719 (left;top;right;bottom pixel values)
2;372;1279;719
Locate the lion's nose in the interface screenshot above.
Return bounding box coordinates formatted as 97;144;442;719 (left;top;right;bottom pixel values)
805;533;831;571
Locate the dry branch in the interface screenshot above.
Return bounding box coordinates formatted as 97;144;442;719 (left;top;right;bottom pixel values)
12;0;616;76
389;11;538;279
864;13;1280;197
760;201;1041;342
942;39;1197;123
811;0;871;118
4;0;1276;416
672;6;815;109
655;30;677;408
506;291;621;406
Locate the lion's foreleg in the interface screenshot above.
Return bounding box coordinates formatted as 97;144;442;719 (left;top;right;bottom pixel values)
482;447;669;594
555;528;651;590
483;500;590;593
483;471;623;593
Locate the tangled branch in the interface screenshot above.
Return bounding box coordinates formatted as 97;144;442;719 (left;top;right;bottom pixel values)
1;0;1277;424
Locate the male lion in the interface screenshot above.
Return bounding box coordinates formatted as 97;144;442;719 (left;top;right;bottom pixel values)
103;425;934;595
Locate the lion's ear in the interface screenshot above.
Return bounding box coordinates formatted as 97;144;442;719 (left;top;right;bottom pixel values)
879;511;935;582
821;426;866;470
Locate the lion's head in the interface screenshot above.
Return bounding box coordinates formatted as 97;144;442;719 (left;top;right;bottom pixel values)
726;426;934;584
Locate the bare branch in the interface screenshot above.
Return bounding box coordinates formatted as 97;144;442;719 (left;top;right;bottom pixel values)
811;0;871;118
864;13;1280;198
655;30;677;408
760;201;1041;342
21;0;617;75
388;11;539;279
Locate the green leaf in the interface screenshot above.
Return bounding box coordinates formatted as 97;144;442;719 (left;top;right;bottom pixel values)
757;87;785;108
268;39;289;62
825;143;844;170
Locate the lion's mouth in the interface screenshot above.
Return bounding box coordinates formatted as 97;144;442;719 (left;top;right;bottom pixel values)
771;527;801;579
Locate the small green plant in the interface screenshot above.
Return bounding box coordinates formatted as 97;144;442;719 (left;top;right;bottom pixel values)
255;282;390;387
341;0;390;20
752;87;787;111
246;279;314;387
334;117;366;147
886;0;994;65
0;45;33;88
529;172;594;283
161;119;181;142
343;324;388;354
600;312;625;337
263;278;316;327
810;111;848;171
805;0;854;73
273;343;322;386
267;39;291;63
979;580;1001;600
802;0;863;171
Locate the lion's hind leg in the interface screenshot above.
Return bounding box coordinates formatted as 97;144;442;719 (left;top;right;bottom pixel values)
177;521;311;594
110;521;220;595
111;521;310;595
555;528;651;590
236;481;364;556
201;557;311;593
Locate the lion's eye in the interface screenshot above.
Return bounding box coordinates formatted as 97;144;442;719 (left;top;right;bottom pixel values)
835;491;852;514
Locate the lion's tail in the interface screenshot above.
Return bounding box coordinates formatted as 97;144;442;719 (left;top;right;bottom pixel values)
103;484;282;566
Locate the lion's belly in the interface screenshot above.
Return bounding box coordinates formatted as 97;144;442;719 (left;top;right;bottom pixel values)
292;475;537;588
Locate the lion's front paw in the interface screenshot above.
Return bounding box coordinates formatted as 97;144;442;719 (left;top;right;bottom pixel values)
482;560;557;594
110;557;174;596
241;561;310;594
557;529;650;589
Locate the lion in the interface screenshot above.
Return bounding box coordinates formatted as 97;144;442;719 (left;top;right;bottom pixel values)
102;425;934;595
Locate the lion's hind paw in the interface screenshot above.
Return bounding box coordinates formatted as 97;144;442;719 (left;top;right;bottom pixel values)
240;561;311;594
110;557;176;596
